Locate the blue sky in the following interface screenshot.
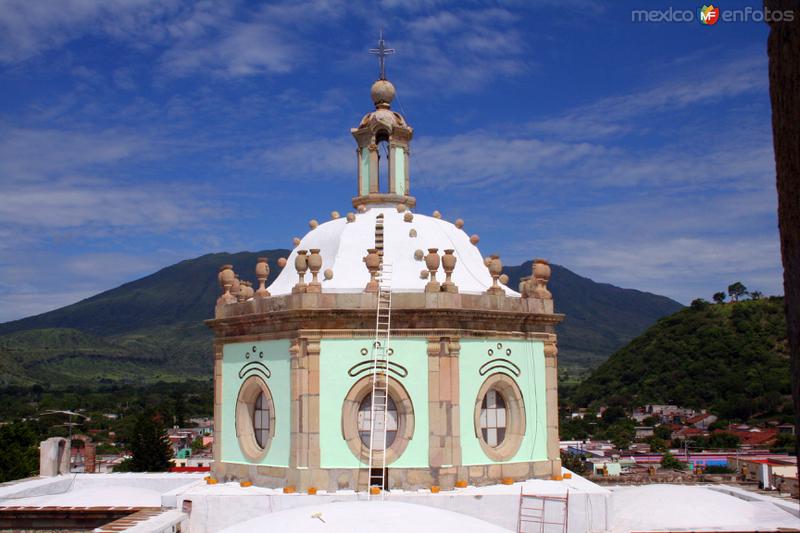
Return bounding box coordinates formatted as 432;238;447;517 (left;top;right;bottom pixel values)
0;0;783;322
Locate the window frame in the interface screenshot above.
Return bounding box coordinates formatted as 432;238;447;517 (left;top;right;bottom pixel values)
235;376;276;462
474;373;526;462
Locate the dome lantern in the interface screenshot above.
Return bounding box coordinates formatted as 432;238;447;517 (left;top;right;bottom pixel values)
351;34;415;210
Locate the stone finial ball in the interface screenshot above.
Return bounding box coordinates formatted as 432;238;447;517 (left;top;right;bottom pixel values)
331;211;340;219
293;237;301;246
323;268;333;280
371;79;396;106
357;204;367;213
420;269;429;279
309;219;319;229
499;274;509;285
396;203;407;213
455;218;464;229
346;212;356;222
404;212;413;223
432;210;442;219
278;257;287;268
409;229;417;238
414;249;424;261
484;257;492;267
470;234;480;245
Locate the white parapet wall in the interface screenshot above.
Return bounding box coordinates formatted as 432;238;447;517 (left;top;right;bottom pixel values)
176;470;611;533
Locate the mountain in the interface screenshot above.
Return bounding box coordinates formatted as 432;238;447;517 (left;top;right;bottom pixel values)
572;298;792;420
0;251;682;387
504;262;683;371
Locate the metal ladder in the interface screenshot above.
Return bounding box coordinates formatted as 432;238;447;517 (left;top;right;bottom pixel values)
517;489;569;533
367;262;392;499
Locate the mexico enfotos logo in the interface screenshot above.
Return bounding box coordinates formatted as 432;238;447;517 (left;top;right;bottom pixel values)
632;5;795;24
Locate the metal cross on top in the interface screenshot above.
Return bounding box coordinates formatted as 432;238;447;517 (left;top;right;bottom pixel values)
369;30;395;80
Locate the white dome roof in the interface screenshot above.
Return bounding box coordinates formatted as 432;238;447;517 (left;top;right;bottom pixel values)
268;207;518;296
219;500;510;533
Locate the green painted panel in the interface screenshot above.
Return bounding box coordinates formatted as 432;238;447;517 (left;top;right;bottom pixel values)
360;147;370;195
221;339;291;467
393;146;405;195
459;339;548;465
319;338;429;468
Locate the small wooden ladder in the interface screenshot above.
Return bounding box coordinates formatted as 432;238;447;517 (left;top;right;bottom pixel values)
517;489;569;533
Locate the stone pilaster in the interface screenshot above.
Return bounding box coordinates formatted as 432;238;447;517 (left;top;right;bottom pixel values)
368;144;379;193
543;336;561;475
427;336;461;488
212;342;224;474
287;336;322;490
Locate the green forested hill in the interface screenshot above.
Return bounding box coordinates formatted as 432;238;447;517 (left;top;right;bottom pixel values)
573;298;791;419
0;252;681;387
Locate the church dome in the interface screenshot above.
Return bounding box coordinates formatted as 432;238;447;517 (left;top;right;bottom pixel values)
267;207;517;296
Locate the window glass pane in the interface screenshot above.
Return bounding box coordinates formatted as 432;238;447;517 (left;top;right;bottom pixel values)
358;392;398;449
479;387;508;448
496;407;506;427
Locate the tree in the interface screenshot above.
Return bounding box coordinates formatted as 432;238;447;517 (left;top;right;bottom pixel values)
660;451;685;471
750;291;763;300
765;0;800;481
645;436;668;452
128;412;173;472
654;425;673;441
727;282;749;302
0;421;39;482
691;298;709;310
712;292;726;304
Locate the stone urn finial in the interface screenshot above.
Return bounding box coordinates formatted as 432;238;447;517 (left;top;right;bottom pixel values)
255;258;270;298
441;249;458;293
532;259;552;299
241;281;254;301
293;250;309;294
485;254;504;295
218;264;236;304
363;248;381;293
233;275;246;302
424;248;441;293
307;249;322;293
519;276;531;297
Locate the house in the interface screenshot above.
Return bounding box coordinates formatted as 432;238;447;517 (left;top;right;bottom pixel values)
727;455;797;490
717;427;779;448
634;426;654;440
687;412;717;429
671;427;708;441
777;423;795;436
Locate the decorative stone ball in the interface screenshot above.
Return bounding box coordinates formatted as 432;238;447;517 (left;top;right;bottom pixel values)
371;79;396;106
404;212;413;223
346;212;356;223
396;204;407;213
293;237;301;247
357;204;367;213
484;257;492;267
470;234;480;245
533;258;551;281
420;269;429;279
414;249;424;261
499;274;509;285
323;268;333;280
432;210;442;219
331;211;340;220
455;218;464;229
409;229;417;238
309;219;319;229
277;257;287;268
